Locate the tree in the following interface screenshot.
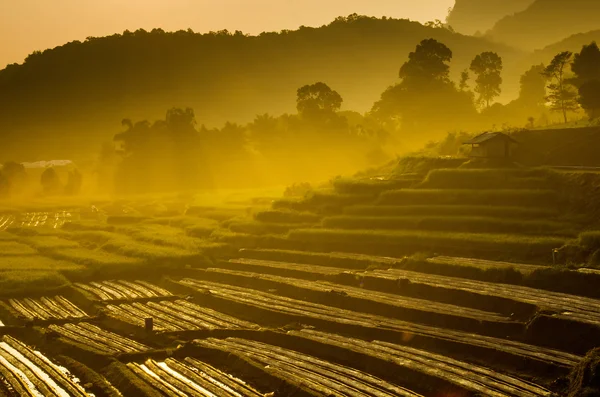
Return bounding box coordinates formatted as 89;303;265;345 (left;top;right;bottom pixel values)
469;52;503;108
571;42;600;87
296;82;343;121
41;167;62;194
571;42;600;119
578;80;600;120
64;169;83;195
543;51;579;123
519;64;547;106
399;38;452;88
459;69;470;91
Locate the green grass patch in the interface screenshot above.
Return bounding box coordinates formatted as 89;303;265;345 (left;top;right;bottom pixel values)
322;215;577;237
0;255;83;272
273;192;375;213
21;236;81;250
420;168;552;190
254;210;321;224
394;156;467;175
0;241;38;255
344;205;559;219
378;189;560;207
332;178;416;195
224;220;310;236
288;228;567;262
117;224;217;250
0;271;70;297
47;247;143;268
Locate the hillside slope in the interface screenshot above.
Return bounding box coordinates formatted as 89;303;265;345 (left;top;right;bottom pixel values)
0;15;521;161
446;0;535;35
487;0;600;50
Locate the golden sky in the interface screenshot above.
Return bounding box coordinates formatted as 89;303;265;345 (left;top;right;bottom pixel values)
0;0;454;67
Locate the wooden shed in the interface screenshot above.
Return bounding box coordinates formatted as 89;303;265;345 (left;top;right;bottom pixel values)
463;132;518;159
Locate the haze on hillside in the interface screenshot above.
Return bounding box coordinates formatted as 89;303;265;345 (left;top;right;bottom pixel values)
0;0;599;197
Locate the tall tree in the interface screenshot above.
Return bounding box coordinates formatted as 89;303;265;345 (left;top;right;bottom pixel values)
518;64;547;106
399;38;452;88
459;69;470;92
296;82;343;121
469;52;503;109
571;42;600;86
571;42;600;119
543;51;579;123
578;80;600;120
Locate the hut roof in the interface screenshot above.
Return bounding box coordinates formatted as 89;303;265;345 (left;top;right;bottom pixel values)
463;132;518;145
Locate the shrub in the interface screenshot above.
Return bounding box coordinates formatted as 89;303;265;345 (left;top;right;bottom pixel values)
332;178;415;195
394;156;467;176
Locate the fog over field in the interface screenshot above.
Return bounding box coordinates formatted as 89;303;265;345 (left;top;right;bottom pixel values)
1;1;600;396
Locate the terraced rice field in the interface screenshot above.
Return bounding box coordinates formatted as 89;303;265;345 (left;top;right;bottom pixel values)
427;256;547;274
74;280;173;301
176;278;581;368
291;329;552;397
201;267;513;325
104;299;259;332
0;335;90;396
196;337;426;397
4;296;88;322
226;256;600;326
128;358;266;396
48;323;151;355
0;215;15;231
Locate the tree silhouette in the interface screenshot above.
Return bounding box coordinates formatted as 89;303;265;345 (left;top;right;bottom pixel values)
41;167;62;195
543;51;579;123
571;42;600;120
399;38;452;88
469;52;503;109
571;42;600;87
578;80;600;120
518;64;547;107
296;83;343;121
459;69;470;91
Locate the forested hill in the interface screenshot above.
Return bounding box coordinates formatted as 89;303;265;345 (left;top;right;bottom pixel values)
487;0;600;50
0;15;520;161
446;0;535;35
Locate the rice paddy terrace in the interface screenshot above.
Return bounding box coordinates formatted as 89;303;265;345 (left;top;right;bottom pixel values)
1;167;600;395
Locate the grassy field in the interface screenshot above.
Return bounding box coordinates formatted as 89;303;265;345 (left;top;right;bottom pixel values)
344;205;559;219
378;189;560;207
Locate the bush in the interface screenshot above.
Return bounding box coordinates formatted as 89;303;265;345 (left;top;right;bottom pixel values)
0;271;70;297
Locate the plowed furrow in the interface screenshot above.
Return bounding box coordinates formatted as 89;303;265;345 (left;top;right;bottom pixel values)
116;281;158;298
170;300;258;329
144;360;207;396
182;358;265;397
131;303;201;331
179;278;580;367
101;282;141;299
90;282;125;300
73;283;111;301
53;297;87;318
198;338;421;397
7;300;36;321
145;302;217;330
127;363;186;397
48;325;120;355
134;281;173;297
75;323;150;351
105;305;171;332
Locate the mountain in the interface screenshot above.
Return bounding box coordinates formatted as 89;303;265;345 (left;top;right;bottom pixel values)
487;0;600;50
530;30;600;64
446;0;535;35
0;15;522;161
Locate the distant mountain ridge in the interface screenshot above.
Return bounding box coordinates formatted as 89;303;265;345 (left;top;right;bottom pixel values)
486;0;600;50
0;15;521;161
446;0;535;35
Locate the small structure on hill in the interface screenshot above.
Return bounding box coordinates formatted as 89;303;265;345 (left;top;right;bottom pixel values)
463;132;517;159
